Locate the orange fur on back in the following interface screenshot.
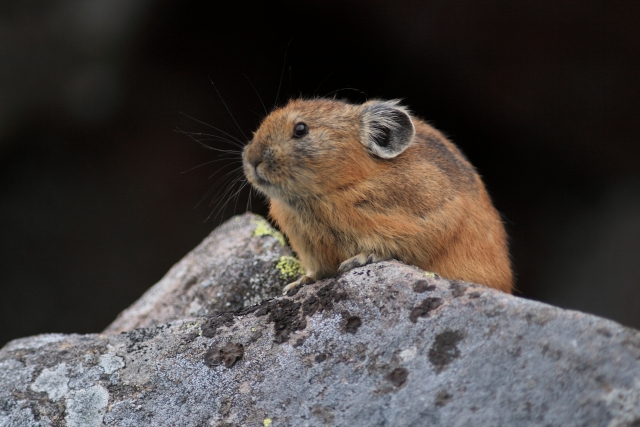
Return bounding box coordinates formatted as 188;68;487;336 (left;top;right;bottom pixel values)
243;98;513;293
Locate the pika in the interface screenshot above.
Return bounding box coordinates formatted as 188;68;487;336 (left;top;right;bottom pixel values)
243;98;512;294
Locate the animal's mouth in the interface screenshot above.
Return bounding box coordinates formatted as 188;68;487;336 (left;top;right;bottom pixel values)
252;164;273;187
244;161;277;195
242;153;291;201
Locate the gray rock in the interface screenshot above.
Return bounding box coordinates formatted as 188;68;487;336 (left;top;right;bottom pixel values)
105;213;295;333
2;213;640;427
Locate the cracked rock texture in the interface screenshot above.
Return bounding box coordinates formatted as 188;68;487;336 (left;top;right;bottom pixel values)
2;213;640;426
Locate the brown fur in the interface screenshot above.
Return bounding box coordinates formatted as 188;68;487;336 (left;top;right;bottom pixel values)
243;98;513;293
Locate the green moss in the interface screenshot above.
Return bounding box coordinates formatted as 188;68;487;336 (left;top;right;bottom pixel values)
276;255;305;280
252;219;286;247
424;271;436;278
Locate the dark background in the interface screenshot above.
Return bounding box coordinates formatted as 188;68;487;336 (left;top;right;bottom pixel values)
1;0;639;347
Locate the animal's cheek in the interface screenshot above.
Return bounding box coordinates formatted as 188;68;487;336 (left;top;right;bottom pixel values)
291;140;316;160
258;152;286;181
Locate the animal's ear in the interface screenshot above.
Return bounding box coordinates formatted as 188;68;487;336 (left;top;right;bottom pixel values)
360;100;415;158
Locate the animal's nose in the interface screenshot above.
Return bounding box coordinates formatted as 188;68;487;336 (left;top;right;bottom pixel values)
243;142;263;168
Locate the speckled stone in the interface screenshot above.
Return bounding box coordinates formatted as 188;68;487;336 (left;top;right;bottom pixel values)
2;213;640;427
104;213;294;333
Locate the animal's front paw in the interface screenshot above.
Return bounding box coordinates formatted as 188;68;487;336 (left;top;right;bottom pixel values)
338;253;388;274
282;274;315;295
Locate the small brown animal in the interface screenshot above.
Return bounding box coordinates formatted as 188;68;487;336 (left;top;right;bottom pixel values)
243;98;512;294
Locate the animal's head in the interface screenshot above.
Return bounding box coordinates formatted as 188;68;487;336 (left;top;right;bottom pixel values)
243;98;415;202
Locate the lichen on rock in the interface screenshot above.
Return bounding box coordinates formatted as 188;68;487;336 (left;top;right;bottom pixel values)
252;217;286;247
275;255;305;280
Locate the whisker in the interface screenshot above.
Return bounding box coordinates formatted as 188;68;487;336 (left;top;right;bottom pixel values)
174;129;244;148
214;178;250;222
274;38;292;108
205;173;245;221
209;78;249;141
206;183;237;212
288;64;292;101
194;145;240;155
180;142;243;159
245;186;252;213
196;183;222;210
195;141;241;151
322;87;368;100
208;162;243;180
189;141;242;151
181;158;241;174
194;164;243;207
313;73;333;97
179;112;245;147
202;171;246;213
175;128;244;154
243;73;268;116
216;171;246;199
231;180;250;216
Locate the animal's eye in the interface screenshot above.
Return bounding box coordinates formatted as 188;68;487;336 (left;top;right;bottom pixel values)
292;122;308;138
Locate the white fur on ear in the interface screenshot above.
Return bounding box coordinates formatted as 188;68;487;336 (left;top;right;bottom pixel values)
360;100;416;159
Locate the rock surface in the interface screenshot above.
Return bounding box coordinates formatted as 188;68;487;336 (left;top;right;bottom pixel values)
2;213;640;427
105;213;295;333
